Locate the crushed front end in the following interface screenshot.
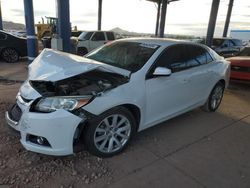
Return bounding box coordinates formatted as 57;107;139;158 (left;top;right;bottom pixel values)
5;50;129;156
5;81;85;156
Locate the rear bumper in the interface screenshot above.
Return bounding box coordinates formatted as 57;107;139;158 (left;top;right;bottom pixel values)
230;71;250;81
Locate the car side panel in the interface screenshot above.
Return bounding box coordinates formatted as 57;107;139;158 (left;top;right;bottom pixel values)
144;70;199;129
82;58;229;133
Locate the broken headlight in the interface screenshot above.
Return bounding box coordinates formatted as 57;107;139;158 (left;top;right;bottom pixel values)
35;96;92;112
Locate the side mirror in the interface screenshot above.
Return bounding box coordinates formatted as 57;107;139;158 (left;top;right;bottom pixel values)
153;67;172;76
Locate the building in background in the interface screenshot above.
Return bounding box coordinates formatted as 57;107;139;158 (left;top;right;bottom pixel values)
230;30;250;45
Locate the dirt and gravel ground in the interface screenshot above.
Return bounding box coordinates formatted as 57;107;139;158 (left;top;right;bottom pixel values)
0;81;113;188
0;61;250;188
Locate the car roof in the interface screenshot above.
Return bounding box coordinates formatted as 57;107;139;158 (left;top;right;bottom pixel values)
115;37;206;48
213;37;241;41
81;31;114;33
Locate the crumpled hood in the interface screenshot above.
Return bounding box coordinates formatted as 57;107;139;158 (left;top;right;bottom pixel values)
28;49;130;81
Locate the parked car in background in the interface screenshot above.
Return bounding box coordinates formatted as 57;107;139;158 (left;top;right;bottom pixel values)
10;30;27;38
0;30;27;63
211;38;243;57
41;31;83;49
226;46;250;82
6;38;230;157
71;31;82;37
76;31;116;55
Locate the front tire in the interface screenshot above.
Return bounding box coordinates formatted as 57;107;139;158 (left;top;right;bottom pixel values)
84;107;136;158
202;82;225;112
1;48;19;63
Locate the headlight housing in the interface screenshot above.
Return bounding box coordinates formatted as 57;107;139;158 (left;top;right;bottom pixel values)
35;96;92;112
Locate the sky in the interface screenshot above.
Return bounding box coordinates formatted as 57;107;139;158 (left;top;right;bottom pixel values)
1;0;250;37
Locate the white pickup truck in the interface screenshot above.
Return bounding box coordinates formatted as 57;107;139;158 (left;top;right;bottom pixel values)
76;31;116;55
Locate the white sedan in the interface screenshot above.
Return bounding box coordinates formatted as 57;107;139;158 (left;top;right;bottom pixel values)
6;38;230;157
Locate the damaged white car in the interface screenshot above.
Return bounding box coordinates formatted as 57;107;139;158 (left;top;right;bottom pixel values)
6;38;230;157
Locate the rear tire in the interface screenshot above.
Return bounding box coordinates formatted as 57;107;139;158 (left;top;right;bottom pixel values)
202;82;225;112
1;48;19;63
84;107;136;158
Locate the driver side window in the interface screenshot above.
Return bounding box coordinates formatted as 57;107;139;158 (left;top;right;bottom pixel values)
154;45;188;73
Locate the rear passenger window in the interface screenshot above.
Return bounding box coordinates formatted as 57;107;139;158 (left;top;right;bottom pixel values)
186;45;213;67
91;32;105;41
106;32;115;40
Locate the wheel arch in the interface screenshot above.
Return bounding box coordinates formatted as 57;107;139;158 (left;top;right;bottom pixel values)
218;79;226;87
82;103;142;131
120;104;141;131
207;79;226;99
85;103;141;131
73;103;141;152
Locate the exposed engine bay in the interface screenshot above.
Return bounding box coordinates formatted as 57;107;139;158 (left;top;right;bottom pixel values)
29;70;129;97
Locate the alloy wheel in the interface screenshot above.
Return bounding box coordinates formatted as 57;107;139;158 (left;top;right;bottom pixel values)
94;114;131;153
211;85;223;110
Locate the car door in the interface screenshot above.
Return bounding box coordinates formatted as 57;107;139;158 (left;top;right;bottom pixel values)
144;45;197;128
184;44;216;104
89;32;106;51
77;32;93;49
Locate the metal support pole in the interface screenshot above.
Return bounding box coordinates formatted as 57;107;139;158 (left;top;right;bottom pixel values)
223;0;234;37
155;0;161;36
98;0;102;31
57;0;71;52
0;1;3;30
206;0;220;47
23;0;38;63
159;0;168;38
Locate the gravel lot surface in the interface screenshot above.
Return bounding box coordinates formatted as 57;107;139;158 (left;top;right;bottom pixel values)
0;67;250;188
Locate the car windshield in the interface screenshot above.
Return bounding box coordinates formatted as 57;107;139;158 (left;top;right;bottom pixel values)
212;39;224;47
237;47;250;56
86;41;159;72
78;32;93;40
